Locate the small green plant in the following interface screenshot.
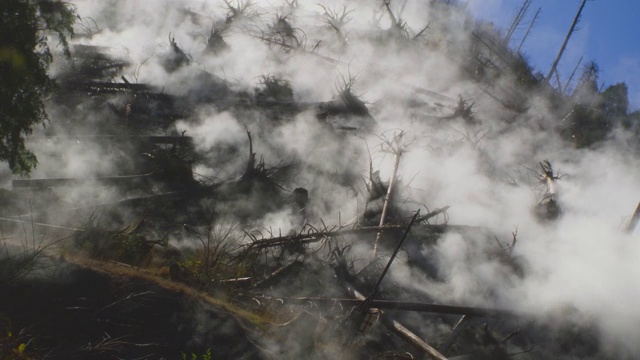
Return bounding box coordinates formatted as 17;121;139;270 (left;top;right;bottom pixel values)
114;233;152;266
71;214;159;266
176;204;249;288
0;319;35;360
0;216;63;285
181;348;213;360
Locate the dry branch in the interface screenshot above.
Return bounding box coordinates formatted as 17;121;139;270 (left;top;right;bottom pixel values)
345;283;449;360
373;150;401;256
625;201;640;234
366;210;420;307
248;33;342;64
439;315;472;355
251;259;301;288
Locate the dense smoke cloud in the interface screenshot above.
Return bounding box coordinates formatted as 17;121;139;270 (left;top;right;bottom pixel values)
13;0;640;356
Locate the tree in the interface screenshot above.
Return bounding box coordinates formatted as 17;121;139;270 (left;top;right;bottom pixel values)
0;0;77;175
600;82;629;120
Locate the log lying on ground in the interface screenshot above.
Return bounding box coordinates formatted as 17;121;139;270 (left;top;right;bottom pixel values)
12;172;155;188
63;80;152;93
253;297;507;317
243;224;407;249
242;223;485;250
0;216;84;232
251;260;302;289
10;192;183;220
29;135;194;145
344;283;448;360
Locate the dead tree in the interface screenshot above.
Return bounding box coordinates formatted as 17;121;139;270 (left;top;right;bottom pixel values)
239;130;287;188
372;132;406;257
205;22;230;54
533;160;564;221
515;7;540;54
504;0;532;44
545;0;588;83
345;283;448;360
223;0;254;23
562;55;584;95
163;34;191;72
257;297;505;317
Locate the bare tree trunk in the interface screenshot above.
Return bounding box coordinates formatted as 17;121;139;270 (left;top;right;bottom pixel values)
554;68;563;90
516;7;540;53
545;0;588;83
504;0;531;44
372;151;402;257
562;55;584;95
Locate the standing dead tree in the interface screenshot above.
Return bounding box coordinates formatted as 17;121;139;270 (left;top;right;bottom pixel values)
372;131;407;257
545;0;588;83
504;0;532;44
562;55;584;95
537;160;563;202
533;160;565;221
515;7;540;54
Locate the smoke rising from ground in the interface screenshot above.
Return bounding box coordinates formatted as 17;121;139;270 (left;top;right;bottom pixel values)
17;0;640;356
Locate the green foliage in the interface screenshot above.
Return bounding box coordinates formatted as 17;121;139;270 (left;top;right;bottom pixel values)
600;82;629;119
72;215;155;266
0;318;36;360
115;233;152;266
562;103;608;148
564;80;633;147
0;1;77;175
181;348;213;360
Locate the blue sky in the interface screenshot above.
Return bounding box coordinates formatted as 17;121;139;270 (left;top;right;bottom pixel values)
467;0;640;111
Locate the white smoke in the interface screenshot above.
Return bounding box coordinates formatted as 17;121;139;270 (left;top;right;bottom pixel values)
16;0;640;355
